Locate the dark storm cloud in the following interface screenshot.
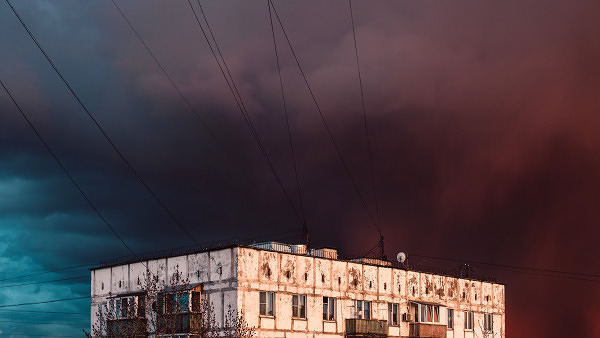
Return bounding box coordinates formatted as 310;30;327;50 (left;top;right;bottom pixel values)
1;0;600;336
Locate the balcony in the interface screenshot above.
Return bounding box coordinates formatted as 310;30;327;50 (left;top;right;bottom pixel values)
408;323;447;338
107;318;147;337
345;318;388;337
157;312;204;334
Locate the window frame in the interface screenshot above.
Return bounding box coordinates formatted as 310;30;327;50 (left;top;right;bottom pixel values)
108;295;142;319
464;311;474;330
292;294;307;319
259;291;275;317
447;308;454;329
323;297;336;321
355;300;371;319
483;313;493;332
388;303;399;326
411;302;441;324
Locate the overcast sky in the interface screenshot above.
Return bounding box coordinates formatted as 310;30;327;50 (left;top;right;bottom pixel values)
1;0;600;337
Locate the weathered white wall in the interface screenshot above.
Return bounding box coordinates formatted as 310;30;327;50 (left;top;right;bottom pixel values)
90;247;237;332
236;246;505;338
91;246;505;338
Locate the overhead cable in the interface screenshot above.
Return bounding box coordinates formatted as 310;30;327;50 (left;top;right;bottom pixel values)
5;0;199;245
0;78;140;261
0;295;90;308
0;275;87;289
109;0;252;183
348;0;382;234
0;263;90;282
267;0;309;248
187;0;304;225
268;0;379;231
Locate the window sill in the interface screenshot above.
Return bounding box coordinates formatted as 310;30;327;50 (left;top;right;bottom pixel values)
323;319;336;323
259;315;275;318
292;317;307;321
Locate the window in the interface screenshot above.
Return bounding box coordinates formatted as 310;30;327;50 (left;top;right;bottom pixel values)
355;300;371;319
259;291;275;316
447;309;454;329
388;303;399;325
292;294;306;318
191;291;201;312
410;303;419;322
419;304;440;323
156;292;190;315
108;296;142;319
122;298;129;317
411;302;441;324
484;313;493;332
464;311;474;330
323;297;335;321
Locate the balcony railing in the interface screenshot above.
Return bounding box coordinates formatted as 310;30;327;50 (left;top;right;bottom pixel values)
107;318;147;337
345;318;388;337
408;323;447;338
157;312;203;334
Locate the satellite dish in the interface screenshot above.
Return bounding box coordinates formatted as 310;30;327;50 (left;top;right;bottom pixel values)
397;252;407;263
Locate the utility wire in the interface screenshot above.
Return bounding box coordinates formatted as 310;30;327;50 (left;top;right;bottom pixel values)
0;78;140;261
0;309;87;315
267;0;309;248
0;320;85;326
0;276;87;289
0;263;90;282
268;0;379;231
109;0;252;183
5;0;199;245
0;295;90;308
348;0;382;235
0;334;79;338
411;254;600;279
187;0;304;225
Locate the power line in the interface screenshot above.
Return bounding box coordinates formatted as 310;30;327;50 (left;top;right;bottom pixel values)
267;0;309;249
0;334;79;338
0;295;90;308
348;0;382;237
0;263;90;282
0;77;140;262
109;0;252;184
0;320;86;326
411;254;600;278
0;275;87;289
268;0;379;232
187;0;304;226
0;309;87;315
411;254;600;282
5;0;199;246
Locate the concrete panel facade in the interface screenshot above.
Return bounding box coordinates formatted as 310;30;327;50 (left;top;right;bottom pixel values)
91;245;505;337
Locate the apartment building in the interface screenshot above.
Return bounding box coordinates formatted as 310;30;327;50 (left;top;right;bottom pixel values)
90;242;505;337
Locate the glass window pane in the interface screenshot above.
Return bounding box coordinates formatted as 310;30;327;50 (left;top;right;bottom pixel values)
268;292;274;316
180;293;189;312
300;295;306;318
329;299;335;320
364;302;371;319
116;299;122;318
357;301;362;319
